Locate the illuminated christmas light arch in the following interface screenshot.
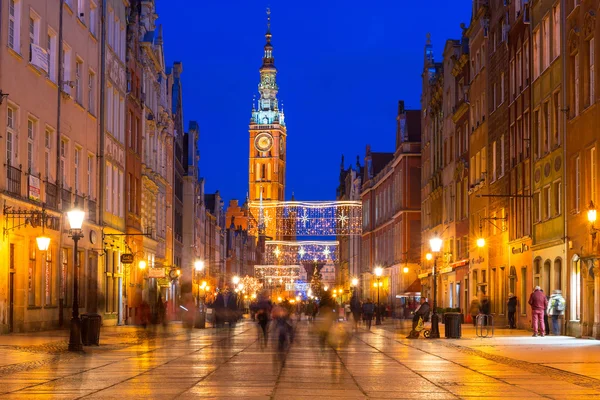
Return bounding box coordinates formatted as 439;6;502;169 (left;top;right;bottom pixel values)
248;200;362;237
265;240;338;264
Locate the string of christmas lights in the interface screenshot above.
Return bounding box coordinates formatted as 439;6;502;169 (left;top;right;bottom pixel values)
264;240;339;264
248;200;362;237
254;265;302;286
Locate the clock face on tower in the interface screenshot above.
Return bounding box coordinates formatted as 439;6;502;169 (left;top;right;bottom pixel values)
255;132;274;152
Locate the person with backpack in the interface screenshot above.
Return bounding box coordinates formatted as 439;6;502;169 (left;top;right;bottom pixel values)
547;289;566;335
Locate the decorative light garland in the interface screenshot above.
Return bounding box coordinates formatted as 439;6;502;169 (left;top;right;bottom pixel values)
264;240;339;264
248;200;362;237
254;264;302;287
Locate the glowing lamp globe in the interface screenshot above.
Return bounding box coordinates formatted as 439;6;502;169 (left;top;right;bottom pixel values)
403;266;409;274
588;201;597;223
374;266;383;277
430;237;443;253
138;260;147;269
36;236;51;251
194;260;205;271
425;253;433;261
351;278;359;287
477;237;486;248
232;276;240;285
66;208;85;230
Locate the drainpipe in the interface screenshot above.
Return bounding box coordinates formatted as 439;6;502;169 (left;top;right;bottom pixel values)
56;0;65;328
99;0;106;227
560;0;568;332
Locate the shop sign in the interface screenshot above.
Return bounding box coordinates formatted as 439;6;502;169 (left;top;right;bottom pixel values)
120;253;134;264
148;268;166;278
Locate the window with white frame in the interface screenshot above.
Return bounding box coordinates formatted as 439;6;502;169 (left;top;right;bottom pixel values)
575;52;580;116
88;70;95;114
27;119;35;173
90;1;98;36
592;146;597;204
500;72;505;104
500;134;505;177
542;16;550;70
575;155;581;212
492;141;497;182
553;3;560;60
8;0;21;52
6;106;16;165
534;109;540;158
62;43;72;95
45;128;52;179
47;30;57;82
543;185;551;220
78;0;85;22
533;29;540;79
60;139;67;186
553;91;560;147
590;38;595;106
75;59;83;104
543;101;550;153
87;154;93;197
533;191;541;222
74;148;81;193
553;180;561;216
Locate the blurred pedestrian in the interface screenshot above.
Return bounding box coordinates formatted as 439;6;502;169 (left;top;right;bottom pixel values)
479;295;491;326
547;289;566;335
541;289;550;335
507;293;517;329
469;298;480;327
528;286;548;337
344;303;351;321
362;299;375;330
350;292;362;331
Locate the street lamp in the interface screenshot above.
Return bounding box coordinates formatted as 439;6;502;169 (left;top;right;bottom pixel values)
66;208;85;352
36;235;51;251
374;266;383;325
138;260;147;269
477;237;486;248
589;201;599;240
429;236;443;339
232;275;240;286
351;278;358;287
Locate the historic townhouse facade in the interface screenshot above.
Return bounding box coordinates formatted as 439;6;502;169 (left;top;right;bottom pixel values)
0;0;101;332
450;27;471;314
467;1;490;305
530;0;565;324
336;155;363;289
361;103;422;303
420;36;444;302
486;0;511;326
565;0;600;338
507;0;534;329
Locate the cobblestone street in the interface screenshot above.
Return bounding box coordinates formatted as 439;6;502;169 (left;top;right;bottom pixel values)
0;320;598;399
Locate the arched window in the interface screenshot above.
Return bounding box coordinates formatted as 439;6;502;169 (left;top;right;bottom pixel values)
553;258;562;292
534;257;541;287
543;260;551;294
571;255;581;320
509;266;517;295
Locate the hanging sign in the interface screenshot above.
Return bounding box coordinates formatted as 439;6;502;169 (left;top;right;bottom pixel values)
120;253;134;264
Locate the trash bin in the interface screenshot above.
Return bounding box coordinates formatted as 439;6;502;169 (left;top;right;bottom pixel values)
444;312;462;339
81;313;101;346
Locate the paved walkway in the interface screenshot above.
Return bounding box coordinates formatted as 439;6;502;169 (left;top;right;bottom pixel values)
0;319;598;399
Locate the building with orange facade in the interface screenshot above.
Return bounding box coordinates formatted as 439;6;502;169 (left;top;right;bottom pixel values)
361;102;422;304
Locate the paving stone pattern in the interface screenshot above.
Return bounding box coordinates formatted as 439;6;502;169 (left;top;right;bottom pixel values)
0;320;598;399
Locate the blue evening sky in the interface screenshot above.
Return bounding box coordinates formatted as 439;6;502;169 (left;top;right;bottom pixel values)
160;1;472;204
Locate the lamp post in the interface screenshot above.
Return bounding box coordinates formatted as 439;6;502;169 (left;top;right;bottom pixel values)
429;237;443;339
194;260;206;328
66;208;85;352
374;266;383;325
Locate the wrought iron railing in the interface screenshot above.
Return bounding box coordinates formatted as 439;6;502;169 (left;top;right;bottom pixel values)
6;164;21;196
61;188;71;209
45;182;58;209
88;200;97;223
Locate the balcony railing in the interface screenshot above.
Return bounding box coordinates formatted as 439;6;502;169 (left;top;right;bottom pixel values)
45;182;58;209
61;188;72;209
6;164;22;196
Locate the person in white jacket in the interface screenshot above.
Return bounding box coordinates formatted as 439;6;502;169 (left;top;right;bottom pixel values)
547;289;566;335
